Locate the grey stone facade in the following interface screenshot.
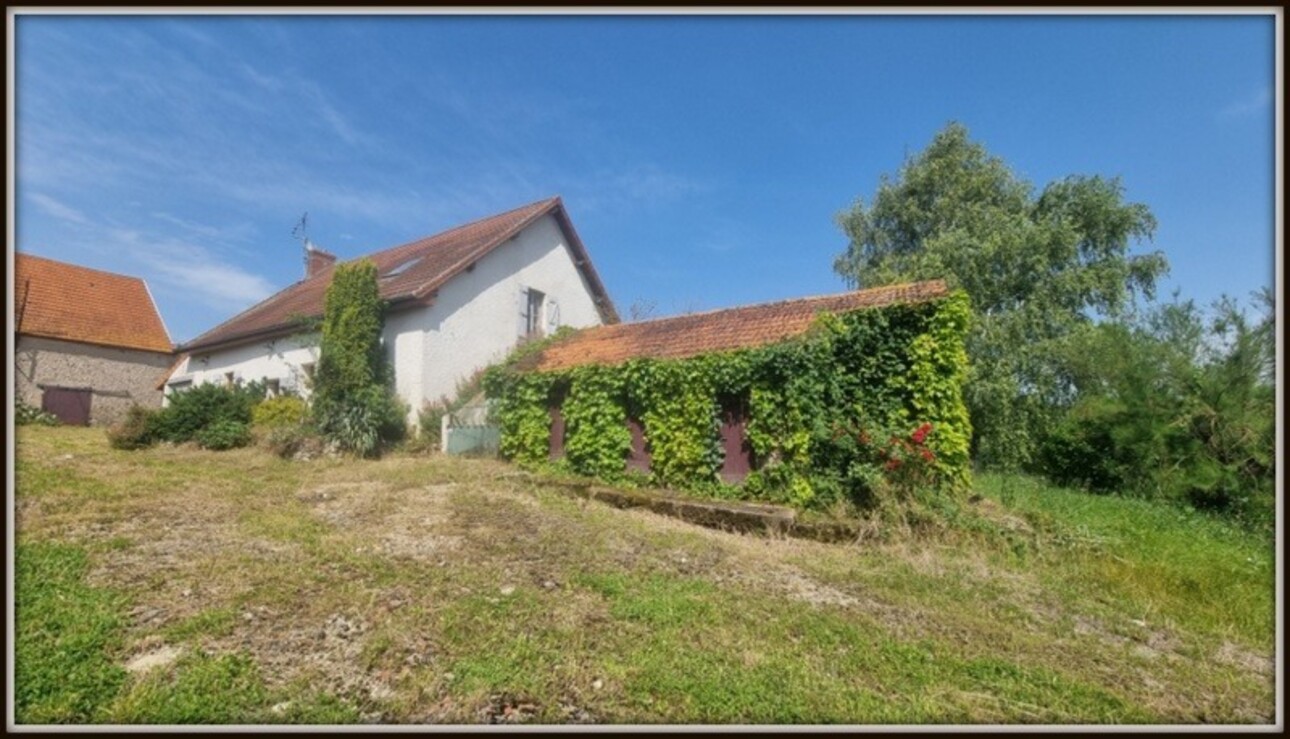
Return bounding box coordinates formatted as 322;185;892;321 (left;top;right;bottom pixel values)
15;335;174;426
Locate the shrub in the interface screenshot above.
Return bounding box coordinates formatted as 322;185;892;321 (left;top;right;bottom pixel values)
309;258;408;456
195;419;252;451
149;382;264;444
16;399;60;426
312;260;385;423
251;395;308;429
315;386;406;457
106;406;157;450
417;402;448;449
264;423;324;459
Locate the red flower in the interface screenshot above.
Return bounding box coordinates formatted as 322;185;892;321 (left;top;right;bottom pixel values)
919;448;935;463
911;423;933;445
885;458;902;471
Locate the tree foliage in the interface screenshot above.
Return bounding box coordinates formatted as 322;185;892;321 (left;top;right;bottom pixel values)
313;260;386;417
833;122;1168;468
311;259;406;456
1038;290;1275;528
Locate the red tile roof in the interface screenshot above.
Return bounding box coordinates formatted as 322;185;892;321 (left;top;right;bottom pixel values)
530;280;950;372
14;254;173;354
181;196;618;352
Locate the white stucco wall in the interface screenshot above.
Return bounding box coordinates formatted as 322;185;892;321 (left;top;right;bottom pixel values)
166;333;320;403
172;214;606;427
415;213;604;407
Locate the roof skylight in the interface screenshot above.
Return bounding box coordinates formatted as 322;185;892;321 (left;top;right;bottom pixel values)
383;257;423;279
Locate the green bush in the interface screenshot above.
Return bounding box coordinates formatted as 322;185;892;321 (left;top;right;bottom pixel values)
263;423;324;459
307;258;410;456
417;402;447;449
1036;293;1275;529
311;260;385;423
195;420;252;451
314;386;406;457
251;395;308;429
149;382;264;444
16;399;60;426
106;406;157;450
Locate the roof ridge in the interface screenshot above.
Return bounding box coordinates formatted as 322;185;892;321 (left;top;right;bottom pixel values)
345;195;560;267
16;252;150;286
599;280;947;330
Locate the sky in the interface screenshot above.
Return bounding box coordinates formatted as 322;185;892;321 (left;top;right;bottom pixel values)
11;12;1278;345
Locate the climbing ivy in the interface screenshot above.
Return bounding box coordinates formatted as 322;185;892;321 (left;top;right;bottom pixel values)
485;292;973;510
562;366;632;479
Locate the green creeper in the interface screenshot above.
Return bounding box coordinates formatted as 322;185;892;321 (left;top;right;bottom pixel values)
312;259;405;455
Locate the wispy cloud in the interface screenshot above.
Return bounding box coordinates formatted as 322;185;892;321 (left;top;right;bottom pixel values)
16;17;711;338
1219;88;1271;119
28;192;88;225
92;222;277;313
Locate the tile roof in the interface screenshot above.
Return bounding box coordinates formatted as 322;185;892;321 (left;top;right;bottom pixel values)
14;253;173;354
181;196;618;352
530;280;950;372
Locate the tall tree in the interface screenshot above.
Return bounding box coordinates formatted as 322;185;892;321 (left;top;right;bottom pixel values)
834;122;1168;467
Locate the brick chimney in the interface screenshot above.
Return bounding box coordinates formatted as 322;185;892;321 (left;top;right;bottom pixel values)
305;243;337;279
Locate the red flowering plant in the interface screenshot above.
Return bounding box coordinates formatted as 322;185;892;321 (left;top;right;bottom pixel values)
828;418;938;501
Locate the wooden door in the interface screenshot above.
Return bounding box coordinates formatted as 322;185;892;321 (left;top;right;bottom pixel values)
719;395;752;483
626;418;651;474
42;386;92;426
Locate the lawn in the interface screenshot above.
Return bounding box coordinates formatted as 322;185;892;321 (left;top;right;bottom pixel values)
11;426;1277;725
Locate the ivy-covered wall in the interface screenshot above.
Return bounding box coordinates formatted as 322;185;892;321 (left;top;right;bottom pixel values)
483;292;972;509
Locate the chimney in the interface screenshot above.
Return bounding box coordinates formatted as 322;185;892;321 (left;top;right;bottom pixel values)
304;241;337;279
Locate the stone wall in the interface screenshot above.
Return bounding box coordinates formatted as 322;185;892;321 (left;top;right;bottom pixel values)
14;335;174;426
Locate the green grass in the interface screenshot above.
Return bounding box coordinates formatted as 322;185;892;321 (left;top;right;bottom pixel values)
14;526;359;725
12;426;1276;725
14;542;129;723
975;472;1274;644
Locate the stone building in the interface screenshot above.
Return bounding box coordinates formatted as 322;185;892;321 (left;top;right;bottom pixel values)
14;253;174;425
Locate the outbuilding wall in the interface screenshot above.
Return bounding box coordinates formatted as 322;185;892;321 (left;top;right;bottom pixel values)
15;335;174;425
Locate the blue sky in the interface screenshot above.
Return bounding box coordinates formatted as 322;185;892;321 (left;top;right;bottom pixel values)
13;12;1277;344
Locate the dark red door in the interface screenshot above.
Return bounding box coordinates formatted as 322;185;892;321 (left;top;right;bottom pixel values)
719;395;752;483
42;386;92;426
626;418;651;474
549;405;566;460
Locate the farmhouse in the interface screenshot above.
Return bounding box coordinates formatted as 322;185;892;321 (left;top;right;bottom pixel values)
166;197;617;426
14;254;175;426
488;279;972;504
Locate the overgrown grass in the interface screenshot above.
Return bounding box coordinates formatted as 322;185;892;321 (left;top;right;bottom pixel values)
976;472;1274;645
12;426;1276;725
14;542;128;723
14;529;359;724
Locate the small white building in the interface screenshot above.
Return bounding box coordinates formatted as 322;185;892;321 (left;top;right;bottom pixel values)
163;197;618;426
